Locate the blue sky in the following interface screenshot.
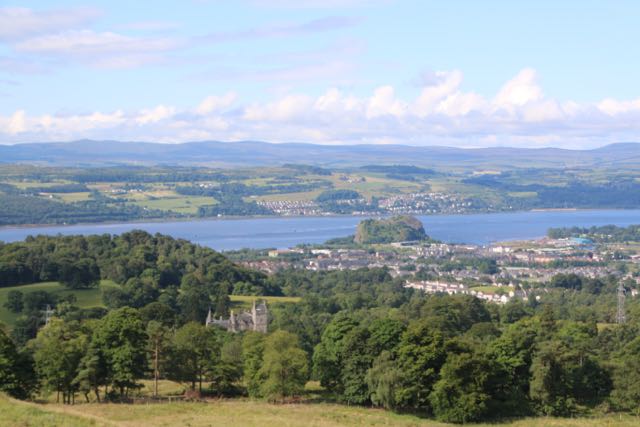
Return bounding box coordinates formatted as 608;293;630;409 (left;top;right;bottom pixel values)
1;0;640;147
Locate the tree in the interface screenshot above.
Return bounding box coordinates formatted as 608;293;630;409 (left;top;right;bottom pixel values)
366;351;402;410
214;282;231;318
30;319;87;404
140;302;176;326
394;319;447;413
529;341;573;416
259;330;308;402
178;275;210;322
210;335;243;396
429;351;503;423
488;318;539;416
4;290;23;313
102;287;130;310
0;329;37;399
242;332;265;398
312;312;357;393
11;315;41;347
167;322;220;392
58;257;100;289
341;327;374;404
74;346;106;403
23;291;57;314
146;321;169;397
611;344;640;415
90;307;147;397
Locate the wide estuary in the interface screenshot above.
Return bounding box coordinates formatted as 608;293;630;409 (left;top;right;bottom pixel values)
1;209;639;250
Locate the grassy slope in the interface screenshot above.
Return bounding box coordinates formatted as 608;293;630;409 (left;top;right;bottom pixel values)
0;394;97;427
2;395;638;427
0;281;117;326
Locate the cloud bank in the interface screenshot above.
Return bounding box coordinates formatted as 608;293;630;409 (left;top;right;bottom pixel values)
2;68;640;148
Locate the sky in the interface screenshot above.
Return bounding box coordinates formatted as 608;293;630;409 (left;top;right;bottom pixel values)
1;0;640;148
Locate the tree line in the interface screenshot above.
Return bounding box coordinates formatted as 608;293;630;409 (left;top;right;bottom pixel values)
0;309;308;404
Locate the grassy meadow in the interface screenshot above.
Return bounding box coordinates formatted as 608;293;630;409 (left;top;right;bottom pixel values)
0;281;299;326
0;281;118;326
1;393;639;427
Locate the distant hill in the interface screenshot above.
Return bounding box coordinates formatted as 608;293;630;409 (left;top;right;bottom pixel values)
1;140;639;169
354;215;427;244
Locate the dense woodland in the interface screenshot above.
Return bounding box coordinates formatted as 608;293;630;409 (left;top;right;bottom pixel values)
1;232;640;423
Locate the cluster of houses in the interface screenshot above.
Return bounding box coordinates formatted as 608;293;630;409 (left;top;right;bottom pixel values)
256;200;322;216
378;192;476;214
405;280;527;304
234;235;640;304
251;191;483;217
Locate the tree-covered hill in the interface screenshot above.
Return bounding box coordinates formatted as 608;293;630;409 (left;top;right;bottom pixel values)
0;231;278;343
354;216;428;244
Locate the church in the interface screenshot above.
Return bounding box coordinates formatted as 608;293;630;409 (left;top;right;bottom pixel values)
206;300;268;333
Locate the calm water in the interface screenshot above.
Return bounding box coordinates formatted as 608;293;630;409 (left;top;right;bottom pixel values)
0;210;639;251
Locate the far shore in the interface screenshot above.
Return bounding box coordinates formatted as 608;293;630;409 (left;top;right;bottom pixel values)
0;207;631;232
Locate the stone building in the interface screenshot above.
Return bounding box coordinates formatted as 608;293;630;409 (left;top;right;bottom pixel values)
206;300;268;333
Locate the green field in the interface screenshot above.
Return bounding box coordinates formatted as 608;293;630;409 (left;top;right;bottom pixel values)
229;294;301;310
130;195;216;214
0;281;117;326
0;282;298;326
468;285;507;295
1;393;638;427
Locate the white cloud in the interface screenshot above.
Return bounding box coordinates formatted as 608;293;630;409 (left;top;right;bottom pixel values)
414;70;476;117
199;16;360;43
6;110;26;134
14;30;181;69
314;88;360;112
598;98;640;116
135;105;175;125
16;30;179;55
493;68;543;109
244;94;313;121
195;93;237;115
4;69;640;148
366;86;406;118
0;7;100;41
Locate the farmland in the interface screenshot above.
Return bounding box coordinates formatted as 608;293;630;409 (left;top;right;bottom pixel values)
3;162;640;226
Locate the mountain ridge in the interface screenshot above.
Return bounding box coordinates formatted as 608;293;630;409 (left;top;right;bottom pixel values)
1;140;638;169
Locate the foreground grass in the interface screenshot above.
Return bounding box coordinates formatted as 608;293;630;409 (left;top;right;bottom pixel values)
75;402;640;427
0;394;97;427
3;398;639;427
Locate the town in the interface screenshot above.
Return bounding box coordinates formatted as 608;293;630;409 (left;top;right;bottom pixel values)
233;233;640;305
256;191;488;216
